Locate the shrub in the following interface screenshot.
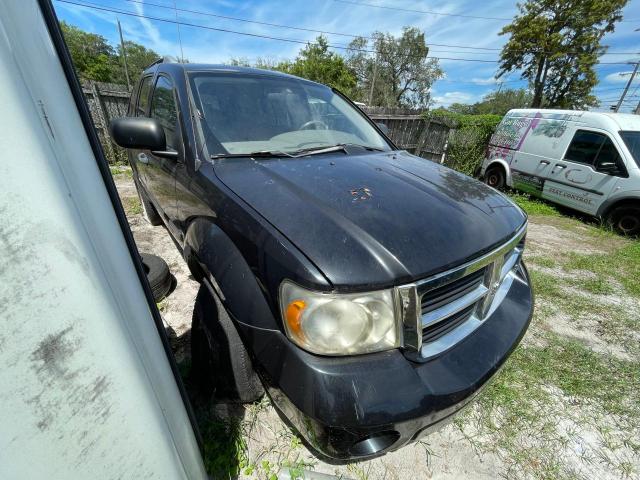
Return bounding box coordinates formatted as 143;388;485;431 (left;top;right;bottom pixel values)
426;110;502;177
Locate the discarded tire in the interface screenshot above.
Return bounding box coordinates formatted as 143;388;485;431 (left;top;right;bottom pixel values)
140;253;172;302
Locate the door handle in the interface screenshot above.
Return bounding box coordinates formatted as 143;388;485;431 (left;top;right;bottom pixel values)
138;152;149;164
539;160;550;166
554;164;567;170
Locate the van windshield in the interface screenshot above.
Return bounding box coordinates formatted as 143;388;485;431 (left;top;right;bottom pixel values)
188;72;391;157
620;131;640;168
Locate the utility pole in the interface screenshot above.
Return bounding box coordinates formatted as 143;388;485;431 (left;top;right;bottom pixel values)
614;61;639;112
368;48;379;106
117;19;131;91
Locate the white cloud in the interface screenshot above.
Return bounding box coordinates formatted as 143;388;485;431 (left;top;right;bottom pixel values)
432;91;477;107
604;71;636;83
470;76;499;85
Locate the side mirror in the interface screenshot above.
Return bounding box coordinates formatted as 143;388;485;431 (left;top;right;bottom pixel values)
597;161;621;175
109;117;178;159
376;122;389;135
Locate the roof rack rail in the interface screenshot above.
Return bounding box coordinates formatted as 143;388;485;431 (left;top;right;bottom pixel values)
144;57;163;70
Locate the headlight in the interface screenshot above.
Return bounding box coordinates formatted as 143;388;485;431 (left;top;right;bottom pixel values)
279;281;400;355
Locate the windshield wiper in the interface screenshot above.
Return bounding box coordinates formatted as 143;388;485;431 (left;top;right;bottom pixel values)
290;143;385;158
210;150;294;159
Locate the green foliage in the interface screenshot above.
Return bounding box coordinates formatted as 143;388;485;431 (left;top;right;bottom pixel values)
200;415;248;478
449;88;533;116
60;21;159;84
229;36;357;95
280;36;357;95
346;27;443;107
427;110;501;175
509;193;562;216
497;0;628;108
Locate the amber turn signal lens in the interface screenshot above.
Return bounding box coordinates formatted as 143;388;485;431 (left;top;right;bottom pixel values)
285;300;306;337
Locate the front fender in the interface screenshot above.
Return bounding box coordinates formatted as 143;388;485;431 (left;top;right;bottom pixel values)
484;158;513;187
183;218;280;331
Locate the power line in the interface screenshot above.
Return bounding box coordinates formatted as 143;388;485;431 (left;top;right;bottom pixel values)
332;0;639;23
56;0;638;66
113;0;640;56
54;0;497;63
332;0;512;21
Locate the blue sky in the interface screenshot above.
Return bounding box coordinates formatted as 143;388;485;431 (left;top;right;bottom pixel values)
54;0;640;112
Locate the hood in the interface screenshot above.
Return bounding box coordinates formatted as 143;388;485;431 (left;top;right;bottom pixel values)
214;151;526;288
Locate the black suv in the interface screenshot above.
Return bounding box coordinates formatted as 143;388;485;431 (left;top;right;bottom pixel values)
111;62;533;461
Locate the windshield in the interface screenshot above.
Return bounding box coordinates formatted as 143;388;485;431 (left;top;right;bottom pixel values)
188;72;391;156
620;131;640;168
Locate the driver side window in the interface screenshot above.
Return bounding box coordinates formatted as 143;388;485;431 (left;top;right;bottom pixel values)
150;76;179;151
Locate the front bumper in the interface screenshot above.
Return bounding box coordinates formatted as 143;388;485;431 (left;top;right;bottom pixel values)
237;262;533;461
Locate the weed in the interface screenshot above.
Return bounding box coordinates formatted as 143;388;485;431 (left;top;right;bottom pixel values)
199;413;248;478
509;193;561;216
121;196;142;216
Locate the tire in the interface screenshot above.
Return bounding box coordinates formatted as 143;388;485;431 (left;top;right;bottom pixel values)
190;284;264;403
484;166;506;190
140;253;172;302
133;175;163;226
606;205;640;236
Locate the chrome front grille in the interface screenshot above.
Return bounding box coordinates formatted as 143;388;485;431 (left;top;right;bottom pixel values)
398;223;528;362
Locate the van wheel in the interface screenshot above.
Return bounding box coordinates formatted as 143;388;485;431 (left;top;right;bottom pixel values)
484;166;506;190
607;205;640;236
133;176;163;226
190;285;264;403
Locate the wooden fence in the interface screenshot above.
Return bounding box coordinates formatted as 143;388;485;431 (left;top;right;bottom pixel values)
81;81;451;164
81;81;131;164
362;107;450;162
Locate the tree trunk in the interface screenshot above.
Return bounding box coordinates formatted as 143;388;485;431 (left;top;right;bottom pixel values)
531;56;547;108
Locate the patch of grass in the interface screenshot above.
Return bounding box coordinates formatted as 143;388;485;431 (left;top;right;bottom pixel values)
509;193;561;217
109;165;133;178
199;414;248;478
564;242;640;298
528;256;557;269
571;277;615;296
468;332;640;479
121;196;142;216
529;270;563;297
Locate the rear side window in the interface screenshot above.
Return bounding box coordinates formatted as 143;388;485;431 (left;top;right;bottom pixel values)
150;76;179;150
136;76;153;116
565;131;618;166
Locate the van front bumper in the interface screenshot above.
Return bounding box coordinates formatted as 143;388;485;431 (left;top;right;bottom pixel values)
237;263;533;461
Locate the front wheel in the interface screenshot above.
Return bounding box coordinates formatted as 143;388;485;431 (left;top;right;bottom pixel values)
190;285;264;403
484;166;506;190
606;205;640;236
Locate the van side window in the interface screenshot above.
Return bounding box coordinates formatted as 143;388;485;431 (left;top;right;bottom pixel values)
136;76;153;116
565;130;606;166
565;130;625;176
150;76;179;151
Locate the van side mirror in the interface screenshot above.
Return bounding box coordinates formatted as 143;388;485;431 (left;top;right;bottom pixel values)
596;161;622;176
376;122;389;135
109;117;178;159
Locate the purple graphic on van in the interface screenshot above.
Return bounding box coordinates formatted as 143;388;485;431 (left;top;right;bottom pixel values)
489;112;542;150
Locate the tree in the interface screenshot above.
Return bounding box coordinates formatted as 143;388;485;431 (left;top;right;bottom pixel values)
229;37;357;96
112;41;160;84
497;0;628;109
60;21;115;82
279;36;357;95
60;21;160;85
346;27;443;108
473;88;533;115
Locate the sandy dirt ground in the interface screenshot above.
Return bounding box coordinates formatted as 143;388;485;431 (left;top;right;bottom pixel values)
114;170;639;480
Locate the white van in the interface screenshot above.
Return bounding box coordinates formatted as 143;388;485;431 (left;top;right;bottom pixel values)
480;109;640;235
